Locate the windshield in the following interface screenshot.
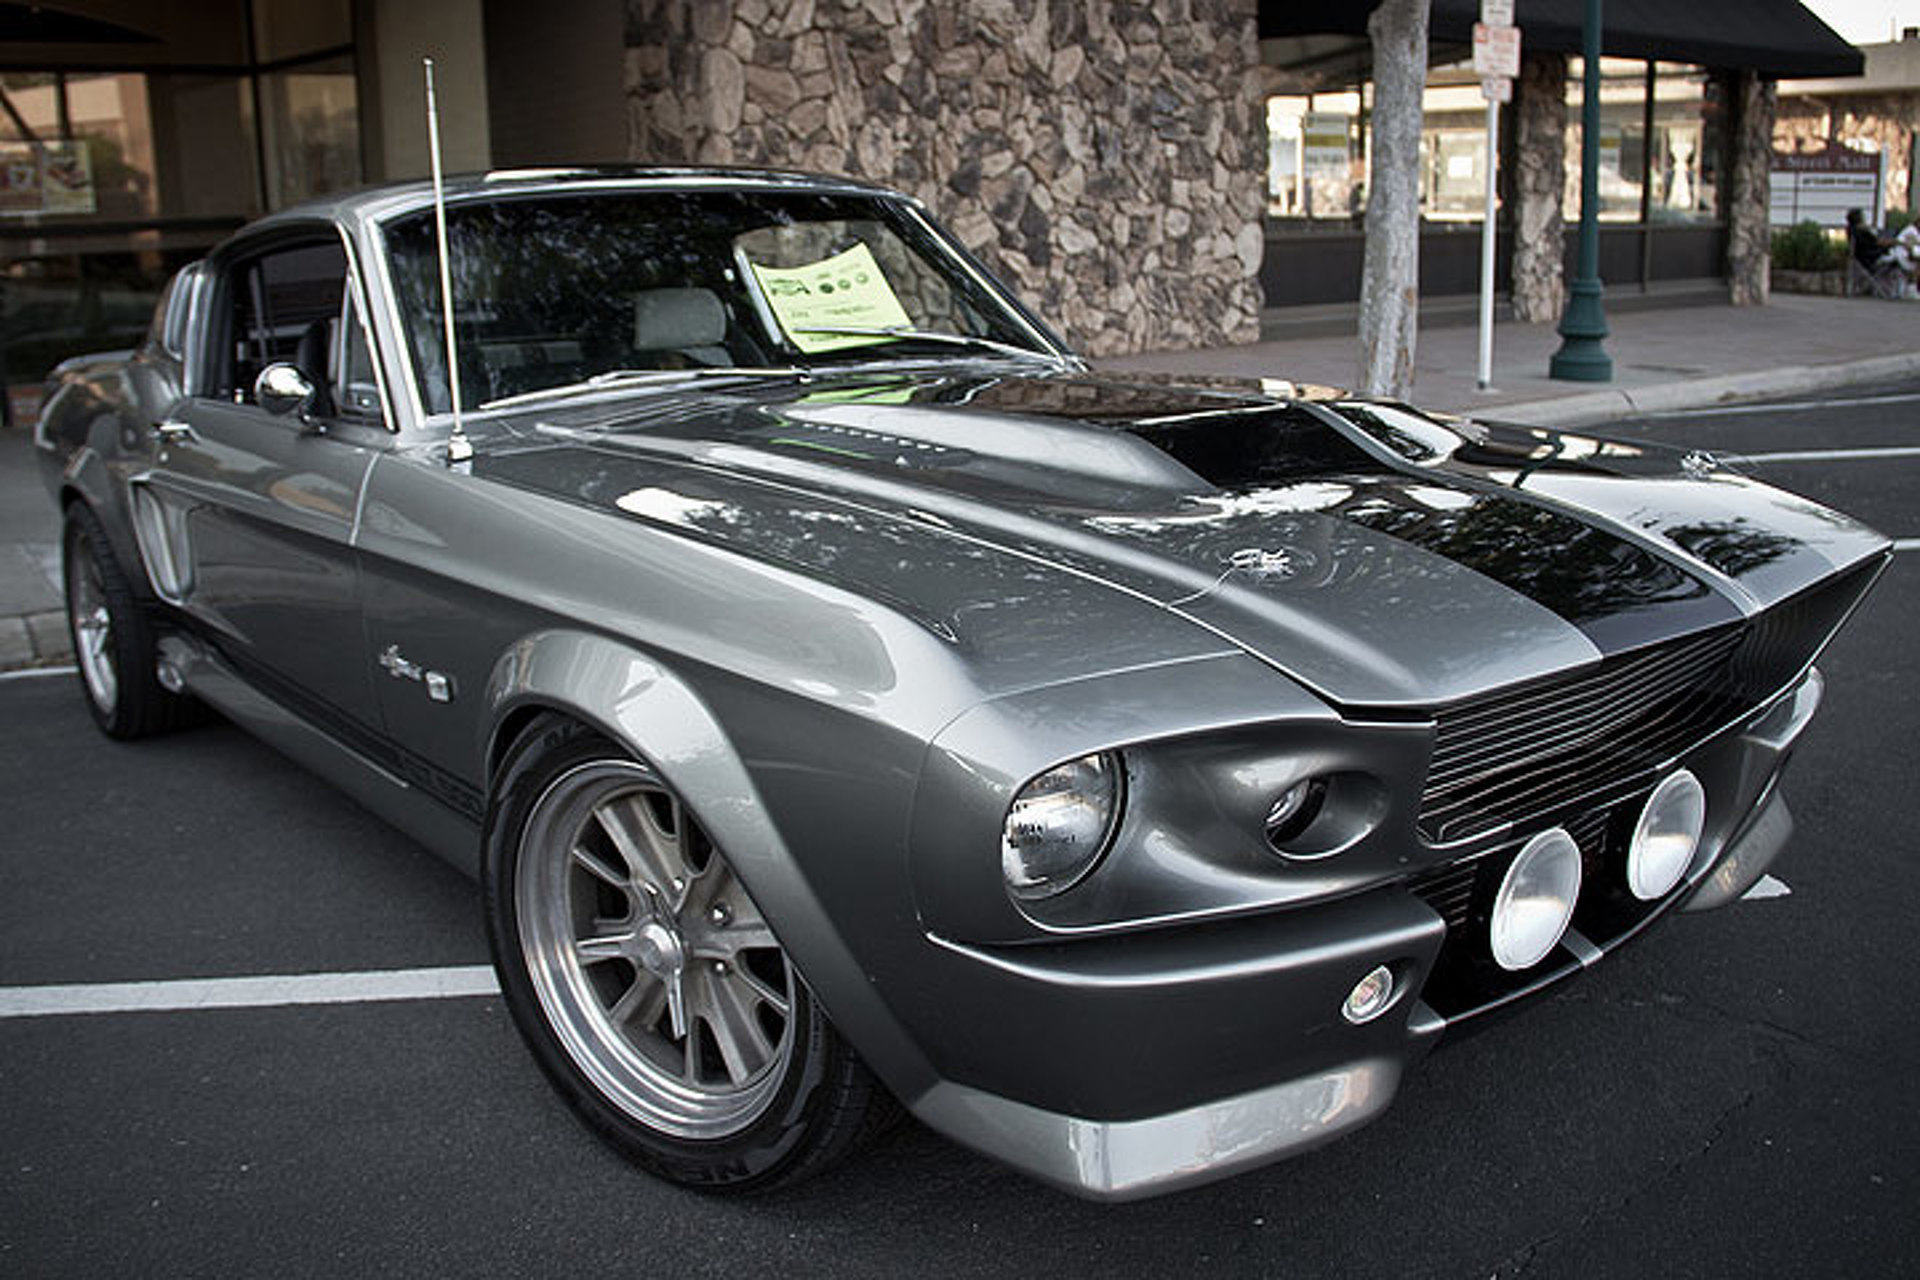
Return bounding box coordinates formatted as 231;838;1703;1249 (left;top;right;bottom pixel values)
382;187;1063;413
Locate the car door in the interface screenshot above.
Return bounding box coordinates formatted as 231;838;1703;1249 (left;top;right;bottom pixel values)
131;230;388;734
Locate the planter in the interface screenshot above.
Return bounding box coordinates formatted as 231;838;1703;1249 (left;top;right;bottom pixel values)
1770;266;1850;295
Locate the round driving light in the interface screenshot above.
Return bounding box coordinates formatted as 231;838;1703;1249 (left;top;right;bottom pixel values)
1489;827;1582;972
1628;769;1706;900
1001;753;1122;901
1343;964;1396;1024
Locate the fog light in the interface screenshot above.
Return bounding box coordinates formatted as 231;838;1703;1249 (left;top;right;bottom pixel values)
1628;769;1706;900
1342;964;1395;1024
1266;776;1329;847
1489;827;1582;971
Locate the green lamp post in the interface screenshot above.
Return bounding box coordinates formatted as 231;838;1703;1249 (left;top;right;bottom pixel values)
1550;0;1613;381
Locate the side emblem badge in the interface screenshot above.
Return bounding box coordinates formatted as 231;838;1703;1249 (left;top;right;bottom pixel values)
379;644;455;703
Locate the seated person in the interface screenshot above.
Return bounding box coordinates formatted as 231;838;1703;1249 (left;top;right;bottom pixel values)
1847;208;1894;269
1846;208;1907;296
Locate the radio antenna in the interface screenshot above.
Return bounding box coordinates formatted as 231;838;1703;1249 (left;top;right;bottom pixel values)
423;57;471;465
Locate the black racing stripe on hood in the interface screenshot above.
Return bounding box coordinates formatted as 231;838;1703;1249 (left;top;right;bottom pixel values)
1333;486;1739;652
1121;409;1741;654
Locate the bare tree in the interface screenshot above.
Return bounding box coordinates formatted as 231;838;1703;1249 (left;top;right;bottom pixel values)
1357;0;1430;397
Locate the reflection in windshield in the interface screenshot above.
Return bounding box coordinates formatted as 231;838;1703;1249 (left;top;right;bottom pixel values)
383;188;1057;413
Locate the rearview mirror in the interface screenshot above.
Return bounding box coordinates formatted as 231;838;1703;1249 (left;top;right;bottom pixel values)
254;362;316;418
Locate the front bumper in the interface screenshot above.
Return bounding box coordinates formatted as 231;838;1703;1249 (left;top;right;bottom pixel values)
897;687;1809;1201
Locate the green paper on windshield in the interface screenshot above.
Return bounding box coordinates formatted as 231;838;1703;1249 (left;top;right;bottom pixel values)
749;243;914;353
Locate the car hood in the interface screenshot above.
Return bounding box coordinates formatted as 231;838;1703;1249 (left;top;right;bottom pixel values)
467;367;1889;708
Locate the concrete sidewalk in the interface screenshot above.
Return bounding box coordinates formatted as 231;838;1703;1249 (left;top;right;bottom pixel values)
0;424;64;671
4;291;1917;672
1103;291;1920;426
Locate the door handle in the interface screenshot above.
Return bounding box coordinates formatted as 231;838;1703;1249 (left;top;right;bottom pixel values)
153;419;198;444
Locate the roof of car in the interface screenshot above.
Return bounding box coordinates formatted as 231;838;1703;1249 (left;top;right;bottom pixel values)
247;166;916;235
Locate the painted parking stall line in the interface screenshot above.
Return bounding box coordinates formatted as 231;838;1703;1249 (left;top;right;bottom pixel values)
1641;390;1920;419
1735;445;1920;464
0;965;500;1019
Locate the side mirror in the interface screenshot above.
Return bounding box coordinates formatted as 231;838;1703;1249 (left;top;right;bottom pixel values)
254;362;316;419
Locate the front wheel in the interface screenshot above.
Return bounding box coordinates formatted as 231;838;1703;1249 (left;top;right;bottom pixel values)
482;716;891;1190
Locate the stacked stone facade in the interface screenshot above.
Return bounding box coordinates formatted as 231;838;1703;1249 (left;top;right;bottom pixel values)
623;0;1266;355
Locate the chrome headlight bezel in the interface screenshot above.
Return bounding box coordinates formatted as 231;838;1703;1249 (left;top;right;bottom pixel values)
1000;752;1124;901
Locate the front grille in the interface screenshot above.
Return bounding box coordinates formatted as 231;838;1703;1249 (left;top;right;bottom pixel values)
1415;558;1883;844
1419;627;1746;842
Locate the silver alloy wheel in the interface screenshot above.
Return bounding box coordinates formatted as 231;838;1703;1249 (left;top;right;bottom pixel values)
67;530;117;714
515;760;796;1139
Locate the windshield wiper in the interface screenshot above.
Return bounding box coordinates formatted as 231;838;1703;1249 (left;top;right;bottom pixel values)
789;325;1073;367
479;366;805;412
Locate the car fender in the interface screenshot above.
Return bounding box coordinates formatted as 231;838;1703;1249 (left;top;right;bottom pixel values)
481;626;942;1101
49;413;148;598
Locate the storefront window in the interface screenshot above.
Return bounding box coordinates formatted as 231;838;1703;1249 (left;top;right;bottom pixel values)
1267;91;1366;220
0;4;358;409
259;54;361;209
1420;64;1493;222
1649;63;1723;222
1564;57;1647;222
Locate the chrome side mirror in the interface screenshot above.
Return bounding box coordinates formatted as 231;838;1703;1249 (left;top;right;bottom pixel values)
254;362;316;418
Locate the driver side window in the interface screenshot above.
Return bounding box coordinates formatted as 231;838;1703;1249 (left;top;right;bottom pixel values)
215;238;382;424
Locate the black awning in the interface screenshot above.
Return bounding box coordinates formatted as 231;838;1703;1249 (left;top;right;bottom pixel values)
1260;0;1864;79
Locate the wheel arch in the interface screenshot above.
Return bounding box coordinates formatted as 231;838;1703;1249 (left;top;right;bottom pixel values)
479;627;941;1103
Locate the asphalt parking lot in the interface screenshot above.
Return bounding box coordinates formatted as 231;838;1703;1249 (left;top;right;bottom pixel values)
3;387;1917;1277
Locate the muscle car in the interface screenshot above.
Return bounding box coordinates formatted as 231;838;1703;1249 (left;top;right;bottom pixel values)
35;168;1888;1199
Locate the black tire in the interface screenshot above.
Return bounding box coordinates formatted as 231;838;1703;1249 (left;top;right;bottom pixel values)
482;714;892;1191
62;503;196;740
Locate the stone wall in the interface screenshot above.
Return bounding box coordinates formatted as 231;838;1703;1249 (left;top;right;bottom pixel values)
1510;53;1566;323
1775;90;1920;212
623;0;1266;356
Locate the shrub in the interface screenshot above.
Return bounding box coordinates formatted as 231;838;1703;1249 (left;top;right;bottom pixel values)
1885;207;1914;234
1770;220;1846;272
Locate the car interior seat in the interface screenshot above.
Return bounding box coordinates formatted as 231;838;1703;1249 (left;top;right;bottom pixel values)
631;287;732;367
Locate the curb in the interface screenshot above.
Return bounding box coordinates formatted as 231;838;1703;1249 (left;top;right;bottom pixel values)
0;610;72;673
1472;351;1920;428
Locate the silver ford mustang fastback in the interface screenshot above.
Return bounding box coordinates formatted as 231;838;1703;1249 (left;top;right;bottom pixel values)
35;169;1888;1200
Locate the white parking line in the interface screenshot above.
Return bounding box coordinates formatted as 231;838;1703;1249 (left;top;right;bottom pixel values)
1641;390;1920;418
0;965;500;1019
0;664;77;683
1894;538;1920;552
1741;875;1792;901
1737;445;1920;464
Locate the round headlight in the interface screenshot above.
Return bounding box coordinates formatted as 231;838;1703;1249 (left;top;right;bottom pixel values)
1001;753;1122;901
1489;826;1582;971
1628;769;1706;900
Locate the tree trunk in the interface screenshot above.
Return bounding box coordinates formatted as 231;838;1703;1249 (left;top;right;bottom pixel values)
1727;71;1776;307
1511;53;1568;323
1357;0;1429;398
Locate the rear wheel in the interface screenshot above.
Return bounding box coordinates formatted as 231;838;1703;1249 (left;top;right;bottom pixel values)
62;503;194;739
482;716;890;1190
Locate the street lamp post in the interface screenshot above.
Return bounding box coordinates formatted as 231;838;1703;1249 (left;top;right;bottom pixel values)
1549;0;1612;381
